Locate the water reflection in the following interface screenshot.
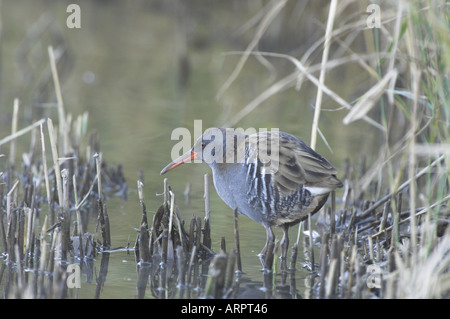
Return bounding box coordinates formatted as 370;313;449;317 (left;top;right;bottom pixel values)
133;251;306;299
95;252;110;298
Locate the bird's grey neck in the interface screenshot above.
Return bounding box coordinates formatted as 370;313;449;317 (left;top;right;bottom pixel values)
207;161;234;173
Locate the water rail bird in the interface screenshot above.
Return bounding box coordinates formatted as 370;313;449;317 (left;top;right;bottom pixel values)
160;128;343;263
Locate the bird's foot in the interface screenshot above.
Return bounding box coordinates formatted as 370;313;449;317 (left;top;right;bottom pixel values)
259;245;275;272
258;253;268;271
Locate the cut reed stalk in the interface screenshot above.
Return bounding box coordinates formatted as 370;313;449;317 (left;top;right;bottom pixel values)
378;200;390;232
233;208;242;273
168;190;175;243
139;224;150;264
47;119;63;206
100;203;111;250
60;168;71;261
195;216;202;253
161;228;169;265
176;245;186;288
330;191;336;234
318;232;329;299
339;250;346;299
15;208;25;263
188;216;195;252
203;174;211;251
72;175;83;236
7;212;17;264
326;258;338;298
368;235;374;261
289;242;298;271
308;212;315;272
37;216;48;296
175;206;186;252
9;98;19;166
4;180;19;258
163;178;168;206
346;245;357;299
225;248;236;292
25;207;35;265
94;152;103;202
39;122;52;211
393;192;402;246
221;237;226;253
186;245;197;286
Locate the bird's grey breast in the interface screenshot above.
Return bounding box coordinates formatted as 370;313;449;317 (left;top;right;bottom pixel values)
211;164;240;210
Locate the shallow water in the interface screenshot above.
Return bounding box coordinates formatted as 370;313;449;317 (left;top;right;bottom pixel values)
58;192;318;299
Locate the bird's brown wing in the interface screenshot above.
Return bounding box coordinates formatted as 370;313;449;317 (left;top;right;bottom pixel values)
247;131;342;196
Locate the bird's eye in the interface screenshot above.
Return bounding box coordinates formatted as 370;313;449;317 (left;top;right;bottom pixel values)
201;142;206;149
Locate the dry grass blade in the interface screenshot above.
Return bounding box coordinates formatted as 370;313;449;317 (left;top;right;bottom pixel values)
75;175;98;210
240;51;386;131
343;69;398;125
413;144;450;157
222;50;391;128
310;0;337;150
215;0;287;100
48;45;69;154
0;118;45;147
386;1;404;105
223;71;298;127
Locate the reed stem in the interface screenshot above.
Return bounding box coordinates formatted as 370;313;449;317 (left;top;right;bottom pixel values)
310;0;337;150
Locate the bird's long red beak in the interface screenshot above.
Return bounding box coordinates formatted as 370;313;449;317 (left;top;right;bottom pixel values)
160;151;198;175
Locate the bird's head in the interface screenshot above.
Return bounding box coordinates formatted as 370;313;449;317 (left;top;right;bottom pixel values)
160;127;246;175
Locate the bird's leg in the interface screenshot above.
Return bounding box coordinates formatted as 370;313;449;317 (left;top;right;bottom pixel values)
280;225;289;261
259;225;274;262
